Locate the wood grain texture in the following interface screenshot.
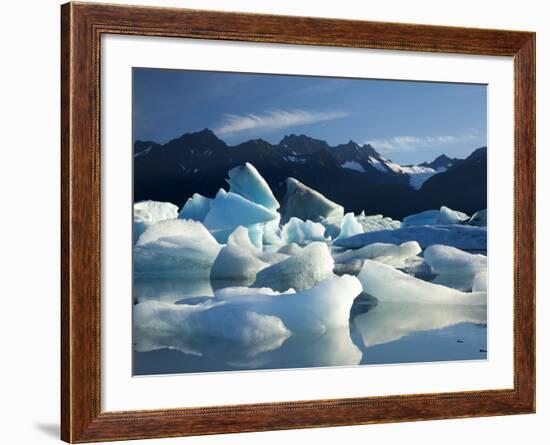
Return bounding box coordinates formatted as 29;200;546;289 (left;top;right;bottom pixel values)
60;2;536;442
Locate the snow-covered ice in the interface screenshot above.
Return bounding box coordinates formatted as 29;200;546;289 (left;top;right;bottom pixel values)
335;224;487;250
358;259;486;305
226;163;280;210
134;200;179;243
281;177;344;223
178;193;212;222
134;219;221;277
253;242;335;292
203;189;279;243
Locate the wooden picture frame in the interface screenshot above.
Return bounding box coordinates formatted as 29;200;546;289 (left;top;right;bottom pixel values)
61;2;535;442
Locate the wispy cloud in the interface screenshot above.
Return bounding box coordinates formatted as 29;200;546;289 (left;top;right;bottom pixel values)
366;132;480;153
214;109;349;137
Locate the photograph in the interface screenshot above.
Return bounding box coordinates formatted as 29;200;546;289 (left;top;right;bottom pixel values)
131;68;488;375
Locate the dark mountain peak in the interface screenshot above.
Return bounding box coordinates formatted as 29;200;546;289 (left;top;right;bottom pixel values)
134;140;159;155
233;138;273;149
360;143;380;158
168;128;227;150
420;153;460;170
466;146;487;161
278;134;330;155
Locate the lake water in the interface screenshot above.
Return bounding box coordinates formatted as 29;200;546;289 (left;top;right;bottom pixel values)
133;276;487;375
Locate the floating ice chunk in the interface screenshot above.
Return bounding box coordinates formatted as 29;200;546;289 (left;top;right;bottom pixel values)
335;241;421;268
358;259;486;305
134;300;291;358
424;245;487;276
178;193;212;222
204;189;279;243
214;286;295;300
354;302;487;348
254;242;336;292
226;163;280;210
227;275;362;332
402;206;469;227
402;209;440;227
358;214;401;233
333;213;364;242
262;216;284;246
134;200;179;244
281;217;329;245
472;271;487;292
335;225;487;250
210;227;269;281
468;209;487;227
134;219;221;277
281;177;344;223
438;206;470;225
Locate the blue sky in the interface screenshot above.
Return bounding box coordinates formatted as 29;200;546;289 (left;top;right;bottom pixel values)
133;68;486;165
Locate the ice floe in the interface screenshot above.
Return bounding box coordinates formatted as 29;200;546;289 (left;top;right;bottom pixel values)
335;241;421;269
203;189;279;243
178;193;212;222
134;219;221;277
281;177;344;223
424;244;487;276
134;200;179;244
472;271;487;292
468;209;487;227
333;212;364;242
281;217;328;245
210;227;270;282
358;259;486;305
226;163;280;210
253;242;336;292
402;206;469;227
335;224;487;250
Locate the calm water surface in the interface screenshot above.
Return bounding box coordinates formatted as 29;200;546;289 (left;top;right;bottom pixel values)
133;276;487;375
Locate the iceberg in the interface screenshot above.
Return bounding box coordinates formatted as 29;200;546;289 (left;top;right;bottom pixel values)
424;244;487;276
281;217;328;245
468;209;488;227
134;219;221;277
402;206;469;227
335;241;421;268
357;259;486;305
357;213;401;233
134;275;363;360
134;300;291;358
178;193;212;222
134;200;179;244
335;224;487;250
333;213;364;242
203;189;279;243
281;177;344;223
277;242;303;256
210;227;269;281
226;163;280;210
253;242;336;292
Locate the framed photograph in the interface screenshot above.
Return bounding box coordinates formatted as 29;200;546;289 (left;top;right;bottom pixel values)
61;2;535;442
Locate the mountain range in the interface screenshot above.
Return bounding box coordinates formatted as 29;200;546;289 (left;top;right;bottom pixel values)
134;129;486;220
